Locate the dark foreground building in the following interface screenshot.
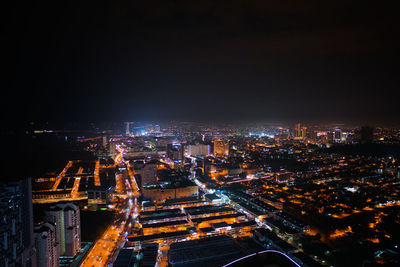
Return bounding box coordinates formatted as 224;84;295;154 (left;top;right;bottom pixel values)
0;178;36;267
167;235;300;267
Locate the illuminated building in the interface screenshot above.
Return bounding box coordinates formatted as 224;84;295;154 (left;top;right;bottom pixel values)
167;143;185;162
124;122;134;136
109;141;118;155
44;203;81;257
213;139;229;157
87;186;113;206
275;172;293;183
0;178;36;267
293;123;306;140
140;161;158;186
308;130;317;141
301;126;307;139
34;222;59;267
334;128;342;142
327;131;334;143
203;157;215;174
102;136;107;147
187;144;210;156
142;181;199;201
294;123;301;138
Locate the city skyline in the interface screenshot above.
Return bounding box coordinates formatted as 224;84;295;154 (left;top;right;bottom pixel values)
2;120;400;266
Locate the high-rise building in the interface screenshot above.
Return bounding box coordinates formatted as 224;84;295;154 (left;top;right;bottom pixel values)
213;139;229;157
124;122;131;136
141;161;158;186
293;123;307;140
109;142;118;155
301;126;307;139
167;143;185;162
307;130;317;141
102;136;108;147
187;144;210;157
294;123;302;138
327;131;334;143
334;128;342;142
34;223;59;267
0;178;36;267
44;203;81;257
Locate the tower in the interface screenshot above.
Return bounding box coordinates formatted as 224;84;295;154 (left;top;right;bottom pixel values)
213;139;229;157
124;122;134;136
294;123;301;138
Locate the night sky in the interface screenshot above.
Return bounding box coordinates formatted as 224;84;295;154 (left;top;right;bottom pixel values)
5;0;400;125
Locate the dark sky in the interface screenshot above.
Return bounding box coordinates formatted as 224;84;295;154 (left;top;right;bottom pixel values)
5;0;400;125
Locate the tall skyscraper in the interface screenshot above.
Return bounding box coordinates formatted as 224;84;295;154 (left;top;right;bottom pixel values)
301;126;307;139
293;123;307;140
44;203;81;257
34;223;59;267
294;123;302;138
213;139;229;157
0;178;36;267
124;122;134;136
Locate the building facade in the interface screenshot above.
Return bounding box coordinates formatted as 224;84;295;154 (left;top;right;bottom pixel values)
213;139;229;157
44;203;81;257
0;178;36;267
141;162;158;186
167;143;185;162
187;144;210;157
34;223;59;267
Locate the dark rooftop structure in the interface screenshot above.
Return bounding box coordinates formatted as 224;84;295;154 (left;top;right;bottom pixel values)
140;208;181;217
292;252;325;267
139;243;158;267
164;196;200;205
184;205;235;217
168;235;264;267
141;219;188;229
113;248;137;267
204;193;221;203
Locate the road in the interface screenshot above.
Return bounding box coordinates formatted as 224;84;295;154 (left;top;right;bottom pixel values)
80;186;135;267
70;177;81;199
80;220;127;267
80;144;140;266
52;160;73;190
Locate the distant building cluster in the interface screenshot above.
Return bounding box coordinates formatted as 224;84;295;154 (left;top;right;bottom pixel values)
8;120;400;266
